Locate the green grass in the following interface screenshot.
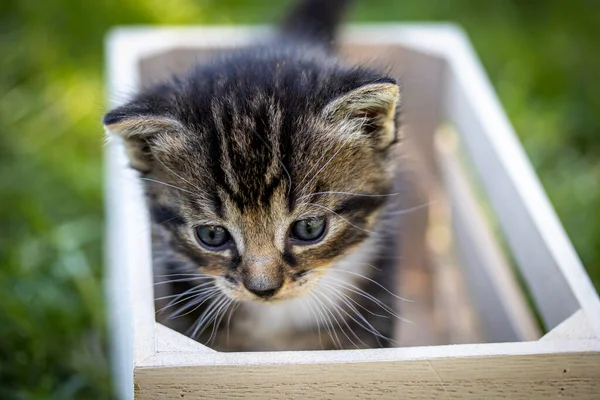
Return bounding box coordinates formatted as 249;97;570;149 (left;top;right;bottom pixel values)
1;0;599;398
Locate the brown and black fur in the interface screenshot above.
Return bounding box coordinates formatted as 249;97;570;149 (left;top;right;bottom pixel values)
104;0;404;351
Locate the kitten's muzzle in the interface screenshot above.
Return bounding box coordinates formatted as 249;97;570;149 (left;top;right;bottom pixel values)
243;276;283;299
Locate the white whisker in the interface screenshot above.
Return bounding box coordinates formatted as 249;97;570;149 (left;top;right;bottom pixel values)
169;289;220;320
298;191;401;200
320;277;406;320
155;273;215;278
309;292;343;349
139;177;195;194
299;132;356;195
191;295;229;339
320;282;387;318
314;291;362;348
316;267;412;302
154;276;215;286
207;299;234;345
307;296;333;349
295;138;339;193
324;279;411;324
384;201;432;216
155;286;218;314
225;302;240;347
154;154;208;198
300;298;324;349
320;284;398;346
300;202;376;234
155;282;215;302
157;287;219;316
188;294;224;338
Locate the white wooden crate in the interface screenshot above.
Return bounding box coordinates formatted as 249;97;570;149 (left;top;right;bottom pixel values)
104;25;600;399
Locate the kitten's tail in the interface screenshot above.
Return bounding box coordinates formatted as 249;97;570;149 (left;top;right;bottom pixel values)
280;0;352;49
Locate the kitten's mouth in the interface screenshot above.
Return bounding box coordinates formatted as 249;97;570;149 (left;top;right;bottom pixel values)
217;271;320;304
219;281;311;304
244;285;294;303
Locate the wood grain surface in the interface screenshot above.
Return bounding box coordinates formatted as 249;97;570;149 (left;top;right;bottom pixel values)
135;341;600;399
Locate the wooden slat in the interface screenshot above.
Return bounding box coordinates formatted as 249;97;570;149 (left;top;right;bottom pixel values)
427;189;485;345
105;30;158;400
134;340;600;399
429;28;600;333
435;128;541;342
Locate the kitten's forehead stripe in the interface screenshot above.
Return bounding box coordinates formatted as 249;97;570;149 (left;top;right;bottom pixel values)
206;105;234;202
207;95;292;211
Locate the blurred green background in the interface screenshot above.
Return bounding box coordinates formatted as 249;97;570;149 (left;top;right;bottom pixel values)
1;0;598;398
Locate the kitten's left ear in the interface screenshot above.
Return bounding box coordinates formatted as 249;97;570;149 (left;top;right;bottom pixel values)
104;106;183;172
323;82;400;149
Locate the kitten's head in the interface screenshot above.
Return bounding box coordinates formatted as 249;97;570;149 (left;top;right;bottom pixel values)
105;50;400;303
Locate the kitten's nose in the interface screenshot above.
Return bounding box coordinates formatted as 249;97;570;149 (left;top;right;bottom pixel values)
244;276;282;298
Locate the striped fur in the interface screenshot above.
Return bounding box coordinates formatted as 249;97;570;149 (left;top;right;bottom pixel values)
104;0;404;351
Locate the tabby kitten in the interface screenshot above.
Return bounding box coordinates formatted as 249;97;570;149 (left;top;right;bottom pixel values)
104;0;404;351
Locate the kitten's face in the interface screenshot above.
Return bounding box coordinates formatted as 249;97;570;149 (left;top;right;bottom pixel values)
105;59;400;304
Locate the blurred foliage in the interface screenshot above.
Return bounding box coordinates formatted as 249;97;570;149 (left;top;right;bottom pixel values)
0;0;598;398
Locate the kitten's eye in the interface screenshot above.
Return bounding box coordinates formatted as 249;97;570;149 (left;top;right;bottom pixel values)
195;225;231;249
291;217;326;243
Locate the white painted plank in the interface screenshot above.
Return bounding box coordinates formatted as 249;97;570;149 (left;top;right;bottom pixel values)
155;323;216;353
542;310;597;341
105;30;158;400
418;27;600;334
135;341;600;399
105;144;134;400
137;339;600;368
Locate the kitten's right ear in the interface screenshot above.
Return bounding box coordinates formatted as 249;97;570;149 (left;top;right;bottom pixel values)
323;82;400;150
103;107;182;173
